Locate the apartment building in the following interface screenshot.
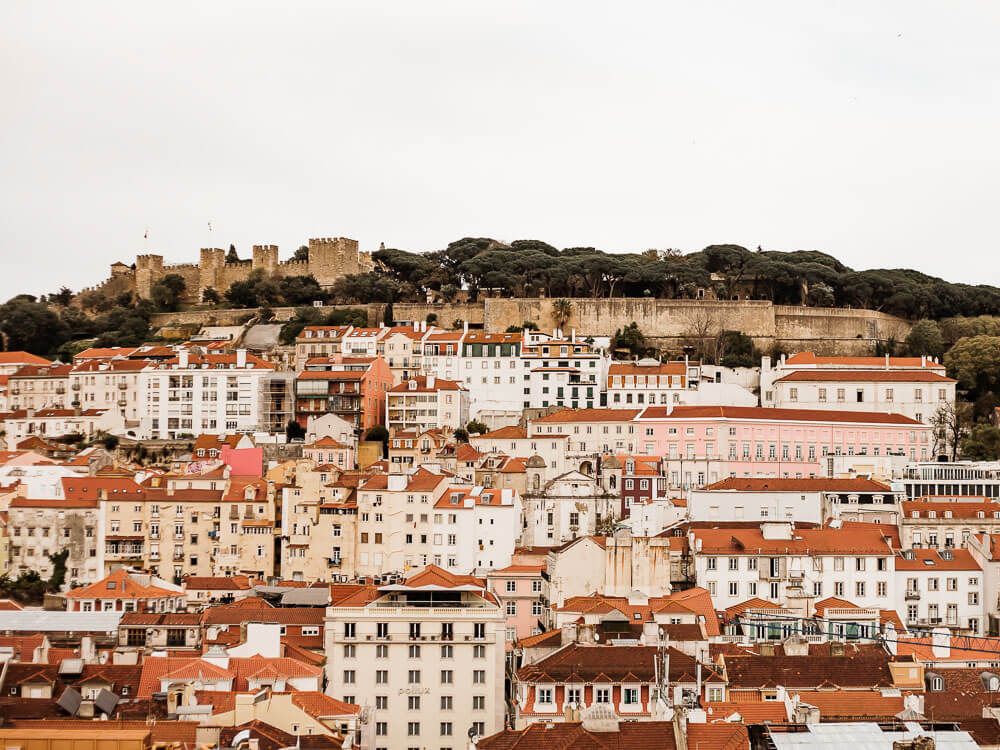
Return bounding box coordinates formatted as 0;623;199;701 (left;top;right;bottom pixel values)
138;350;275;439
8;495;102;587
688;477;900;526
379;326;431;384
419;330;464;382
967;533;1000;634
454;332;524;426
8;364;71;410
432;486;522;573
69;359;148;422
280;467;358;582
387;428;449;468
295;358;392;432
896;548;983;634
0;351;51;377
88;470;278;583
690;521;898;612
1;407;125;450
386;376;469;434
355;469;450;576
521;336;607;411
772;370;956;425
301;436;355;471
323;566;506;749
294;326;353;369
605;360;696;407
485;564;546;647
899;497;1000;549
636;405;933;491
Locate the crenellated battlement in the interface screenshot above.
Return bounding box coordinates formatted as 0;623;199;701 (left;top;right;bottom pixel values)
98;235;370;302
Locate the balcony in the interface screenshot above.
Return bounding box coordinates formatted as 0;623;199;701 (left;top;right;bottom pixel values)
905;589;921;600
327;557;342;567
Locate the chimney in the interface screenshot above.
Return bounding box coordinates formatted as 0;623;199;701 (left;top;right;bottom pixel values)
931;627;950;658
178;349;189;368
427;375;435;389
885;353;890;369
463;320;468;334
921;355;926;366
236;349;247;368
571;329;576;343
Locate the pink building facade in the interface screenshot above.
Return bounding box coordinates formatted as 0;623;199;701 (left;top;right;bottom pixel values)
633;405;932;491
486;564;546;650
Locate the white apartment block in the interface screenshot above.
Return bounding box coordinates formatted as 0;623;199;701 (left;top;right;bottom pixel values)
138;350;274;439
8;364;71;410
324;567;505;750
386;376;469;435
432;486;522;574
520;471;616;547
896;548;983;635
690;522;898;612
521;336;607;411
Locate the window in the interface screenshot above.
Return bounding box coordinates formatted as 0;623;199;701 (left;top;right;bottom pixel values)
537;688;553;704
473;695;486;710
407;722;420;737
343;670;355;684
505;580;516;592
473;669;486;684
506;601;516;616
441;669;453;684
441;644;453;658
408;696;420;710
440;722;453;737
376;670;388;684
441;695;453;710
408;670;421;684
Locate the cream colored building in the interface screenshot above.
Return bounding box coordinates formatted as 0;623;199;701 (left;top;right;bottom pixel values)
324;566;506;749
64;470;277;583
280;460;358;582
386;375;470;434
8;364;71;410
8;495;102;588
69;359;148;423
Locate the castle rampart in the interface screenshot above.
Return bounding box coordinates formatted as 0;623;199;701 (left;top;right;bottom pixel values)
96;236;374;303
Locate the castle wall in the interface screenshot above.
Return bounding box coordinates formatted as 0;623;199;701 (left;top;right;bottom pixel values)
392;298;912;355
149;303;383;329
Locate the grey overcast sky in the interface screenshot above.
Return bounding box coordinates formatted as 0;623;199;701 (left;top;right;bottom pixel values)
1;1;998;301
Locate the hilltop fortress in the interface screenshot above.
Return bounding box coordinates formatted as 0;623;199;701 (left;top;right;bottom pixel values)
90;237;374;302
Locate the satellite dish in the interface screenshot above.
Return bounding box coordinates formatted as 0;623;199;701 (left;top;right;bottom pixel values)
468;726;478;739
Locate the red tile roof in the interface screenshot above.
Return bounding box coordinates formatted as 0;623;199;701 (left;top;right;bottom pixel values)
692;525;897;556
65;569;180;600
290;691;360;717
475;426;528;439
785;352;942;368
478;722;749;750
703;477;892;493
533;408;642;424
894;548;980;571
776;370;955;383
791;689;905;718
389;375;465;392
638;405;924;425
0;352;51;366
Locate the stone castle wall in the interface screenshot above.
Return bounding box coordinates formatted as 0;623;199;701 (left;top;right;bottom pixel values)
390;298;913;356
100;237;374;303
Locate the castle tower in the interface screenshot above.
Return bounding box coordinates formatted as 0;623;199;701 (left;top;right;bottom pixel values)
199;248;226;300
252;245;279;276
135;254;164;299
307;237;361;286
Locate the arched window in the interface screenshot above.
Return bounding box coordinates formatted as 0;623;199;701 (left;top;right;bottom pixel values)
532;474;540;491
930;677;944;691
990;677;999;692
609;475;617;489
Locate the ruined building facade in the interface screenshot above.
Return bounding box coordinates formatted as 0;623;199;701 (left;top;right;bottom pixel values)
85;237;373;302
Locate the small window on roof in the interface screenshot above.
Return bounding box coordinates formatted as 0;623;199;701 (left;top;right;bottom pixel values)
107;581;116;589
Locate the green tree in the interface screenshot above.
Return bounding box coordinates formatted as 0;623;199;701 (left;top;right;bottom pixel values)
47;549;69;590
101;434;119;451
51;287;74;306
226;244;239;263
466;420;489;435
961;422;1000;461
904;319;945;359
440;284;459;302
614;322;646;357
551;299;572;329
717;330;758;368
292;245;309;262
0;296;70;355
202;287;221;305
945;336;1000;393
279;275;325;305
150;273;187;312
453;428;469;443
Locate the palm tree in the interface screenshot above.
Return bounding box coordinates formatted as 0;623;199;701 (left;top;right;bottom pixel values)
551;298;572;330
